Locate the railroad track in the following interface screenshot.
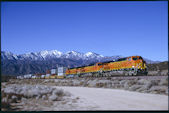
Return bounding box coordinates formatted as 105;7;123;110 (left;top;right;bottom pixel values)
109;75;167;80
66;75;168;80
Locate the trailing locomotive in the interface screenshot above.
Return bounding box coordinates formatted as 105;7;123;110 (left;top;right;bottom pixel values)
66;56;148;77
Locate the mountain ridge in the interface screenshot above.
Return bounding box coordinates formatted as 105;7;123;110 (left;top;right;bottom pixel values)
1;50;119;61
1;50;161;63
1;50;161;76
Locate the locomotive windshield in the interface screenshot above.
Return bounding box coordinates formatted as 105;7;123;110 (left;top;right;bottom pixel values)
133;57;138;60
139;57;143;59
98;63;102;66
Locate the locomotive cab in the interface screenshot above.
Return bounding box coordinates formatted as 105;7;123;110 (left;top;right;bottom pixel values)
131;56;148;75
96;62;103;66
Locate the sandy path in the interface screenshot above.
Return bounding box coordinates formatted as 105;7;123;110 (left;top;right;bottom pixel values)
56;86;168;110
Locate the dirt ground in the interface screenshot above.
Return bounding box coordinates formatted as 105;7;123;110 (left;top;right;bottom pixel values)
2;78;168;111
54;86;168;110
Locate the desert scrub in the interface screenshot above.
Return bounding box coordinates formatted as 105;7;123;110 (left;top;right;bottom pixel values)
2;84;72;102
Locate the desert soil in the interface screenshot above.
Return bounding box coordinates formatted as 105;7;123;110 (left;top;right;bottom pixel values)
55;86;168;110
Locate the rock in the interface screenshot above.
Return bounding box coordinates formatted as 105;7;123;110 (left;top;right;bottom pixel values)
136;87;144;92
42;95;47;100
8;99;12;103
112;80;119;84
96;82;104;87
165;89;168;94
144;82;152;90
76;97;80;100
73;80;81;86
140;90;149;93
137;79;152;90
52;89;64;96
119;80;126;85
3;86;15;94
21;97;27;102
11;95;17;103
160;70;168;76
24;90;34;98
129;85;142;91
148;71;158;76
64;91;71;97
149;86;167;94
159;78;168;86
52;89;58;95
138;79;150;85
87;80;97;87
124;82;130;90
36;95;40;100
124;80;136;90
113;84;121;89
2;97;8;103
106;82;112;88
49;94;58;101
150;80;159;86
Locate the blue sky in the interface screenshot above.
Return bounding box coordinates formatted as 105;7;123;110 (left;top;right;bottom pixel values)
1;1;168;61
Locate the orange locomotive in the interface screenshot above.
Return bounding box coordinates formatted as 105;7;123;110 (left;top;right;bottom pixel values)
66;56;148;77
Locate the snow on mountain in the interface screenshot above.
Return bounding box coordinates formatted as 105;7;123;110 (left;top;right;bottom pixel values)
11;50;63;60
84;52;104;58
38;50;63;58
1;50;105;60
20;52;38;60
64;51;84;59
1;50;161;64
1;51;18;60
85;52;95;57
1;50;114;61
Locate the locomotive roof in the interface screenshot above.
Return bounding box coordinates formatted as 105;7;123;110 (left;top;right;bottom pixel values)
69;62;96;69
102;60;115;64
67;56;143;69
116;57;128;61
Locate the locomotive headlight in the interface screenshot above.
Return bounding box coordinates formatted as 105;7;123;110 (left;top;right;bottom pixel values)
132;66;135;68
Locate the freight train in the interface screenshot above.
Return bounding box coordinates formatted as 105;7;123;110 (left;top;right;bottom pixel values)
66;56;148;77
17;56;148;79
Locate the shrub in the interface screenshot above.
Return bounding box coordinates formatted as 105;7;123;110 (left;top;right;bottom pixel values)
129;85;142;91
159;78;168;86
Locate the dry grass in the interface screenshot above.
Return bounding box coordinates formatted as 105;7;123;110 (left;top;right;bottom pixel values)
1;90;24;111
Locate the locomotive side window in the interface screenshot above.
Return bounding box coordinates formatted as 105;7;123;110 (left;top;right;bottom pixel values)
128;58;131;61
133;57;138;60
98;63;102;66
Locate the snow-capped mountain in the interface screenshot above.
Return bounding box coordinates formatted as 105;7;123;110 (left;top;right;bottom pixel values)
1;51;18;60
1;50;107;61
16;50;63;60
1;50;122;76
1;50;160;63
